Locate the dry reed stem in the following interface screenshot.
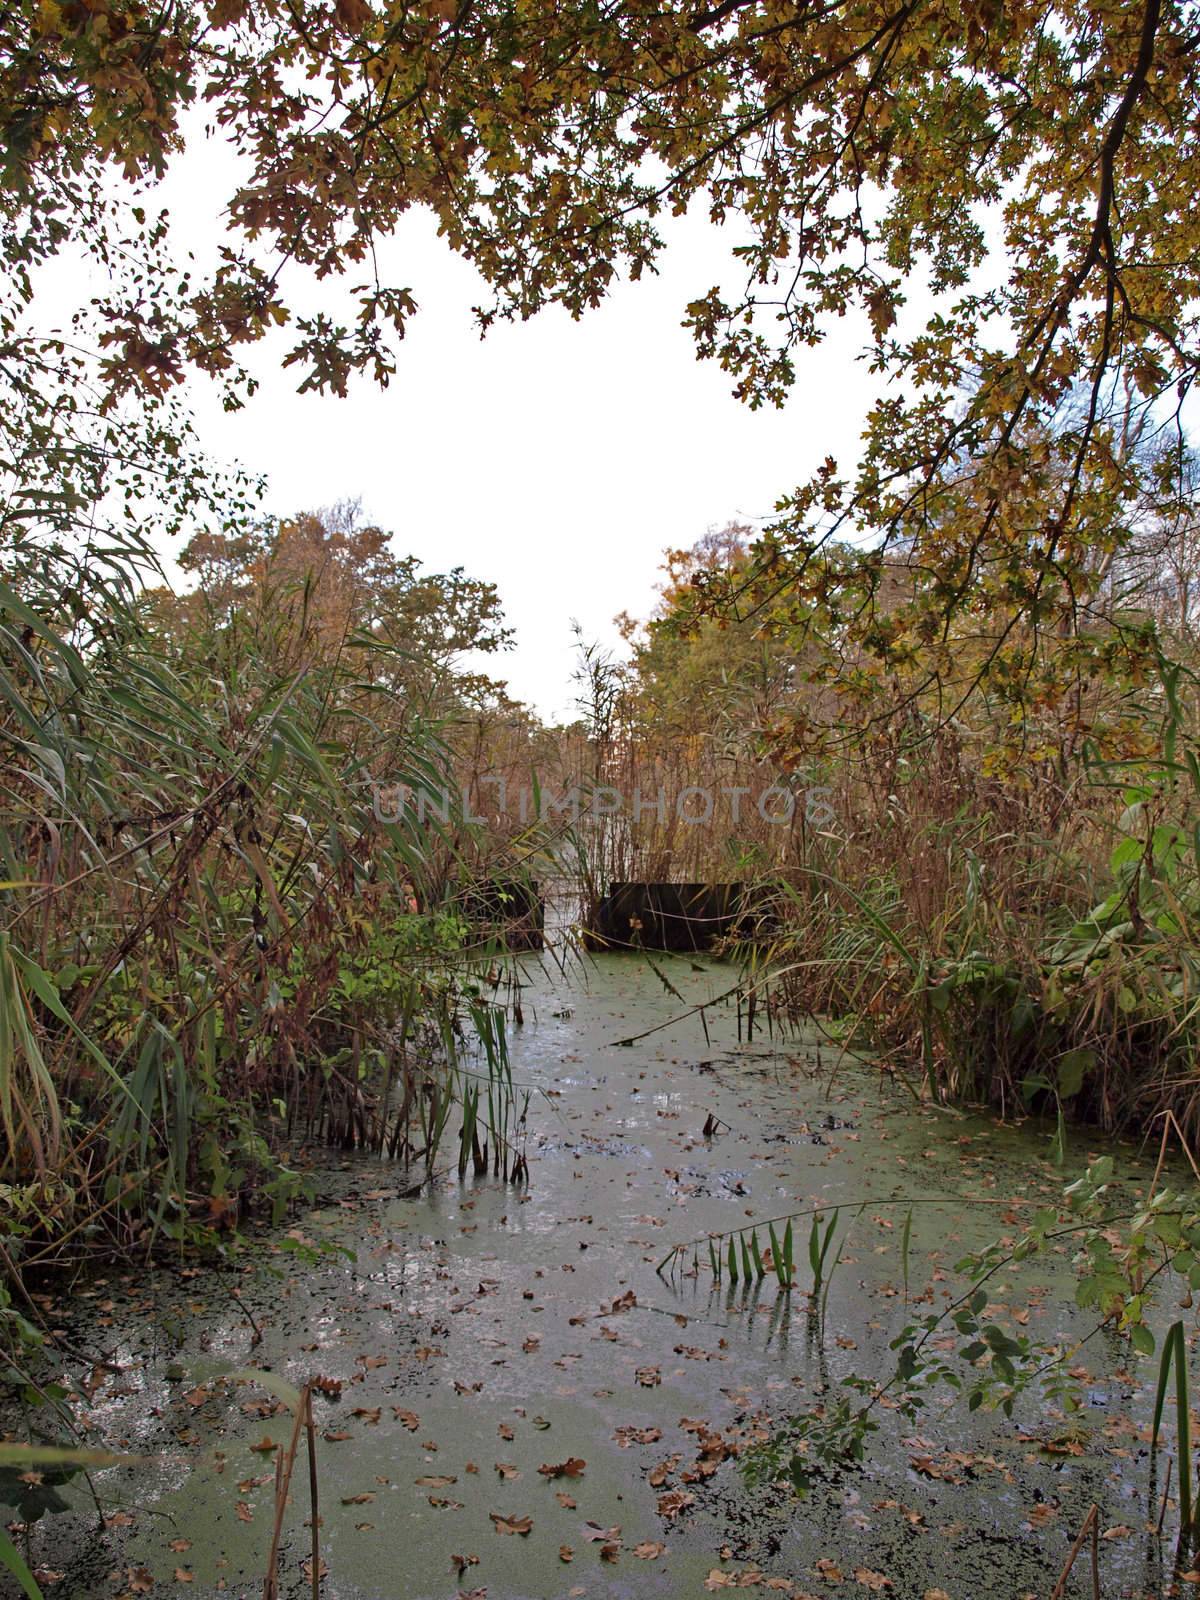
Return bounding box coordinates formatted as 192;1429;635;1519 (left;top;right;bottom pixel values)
263;1382;310;1600
1048;1502;1100;1600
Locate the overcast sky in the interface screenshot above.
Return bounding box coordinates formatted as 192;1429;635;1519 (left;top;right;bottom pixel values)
83;130;884;721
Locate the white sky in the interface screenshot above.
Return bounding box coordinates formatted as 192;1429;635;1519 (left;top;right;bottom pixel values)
46;122;1196;724
141;130;876;722
33;124;884;721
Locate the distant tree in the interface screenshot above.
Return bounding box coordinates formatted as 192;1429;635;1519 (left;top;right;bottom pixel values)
147;504;512;713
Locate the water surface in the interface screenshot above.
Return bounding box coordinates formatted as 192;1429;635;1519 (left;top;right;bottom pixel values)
26;952;1176;1599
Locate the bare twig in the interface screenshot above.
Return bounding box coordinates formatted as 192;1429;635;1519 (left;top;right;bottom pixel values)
1049;1502;1099;1600
1158;1455;1174;1537
305;1387;321;1599
263;1385;308;1600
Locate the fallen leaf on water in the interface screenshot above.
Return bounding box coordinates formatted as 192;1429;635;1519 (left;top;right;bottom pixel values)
415;1475;457;1488
342;1492;376;1505
560;1545;574;1562
816;1557;843;1582
634;1541;665;1559
614;1426;662;1447
538;1457;585;1479
853;1571;892;1592
495;1463;521;1480
249;1436;278;1454
556;1491;577;1508
1025;1503;1058;1529
583;1521;621;1542
174;1571;194;1584
393;1409;420;1431
908;1452;973;1483
656;1489;695;1519
600;1543;620;1562
490;1512;533;1536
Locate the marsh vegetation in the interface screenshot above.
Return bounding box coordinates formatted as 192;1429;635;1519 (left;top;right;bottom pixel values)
7;0;1200;1590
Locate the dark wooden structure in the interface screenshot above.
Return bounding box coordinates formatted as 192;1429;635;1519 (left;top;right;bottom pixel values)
584;882;750;952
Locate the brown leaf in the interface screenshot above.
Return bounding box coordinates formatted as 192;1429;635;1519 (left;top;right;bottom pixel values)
334;0;372;29
614;1426;662;1447
490;1512;533;1536
582;1521;621;1542
538;1457;585;1479
656;1489;696;1519
634;1541;665;1559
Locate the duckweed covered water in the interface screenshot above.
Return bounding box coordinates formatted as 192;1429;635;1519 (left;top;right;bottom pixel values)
16;953;1182;1598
